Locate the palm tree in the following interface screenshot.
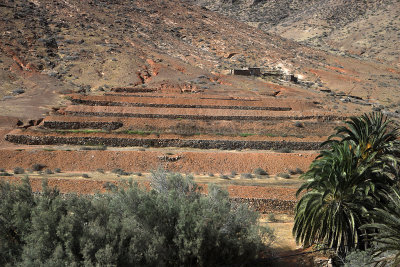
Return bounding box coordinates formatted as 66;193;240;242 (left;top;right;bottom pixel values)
361;187;400;266
294;112;400;254
293;142;379;253
325;112;400;180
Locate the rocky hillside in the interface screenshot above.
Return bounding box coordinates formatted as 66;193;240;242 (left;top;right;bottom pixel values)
0;0;399;120
188;0;400;64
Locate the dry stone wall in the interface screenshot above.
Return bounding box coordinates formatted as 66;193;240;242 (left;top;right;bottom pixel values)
66;110;343;121
70;98;292;111
43;121;123;130
6;133;324;150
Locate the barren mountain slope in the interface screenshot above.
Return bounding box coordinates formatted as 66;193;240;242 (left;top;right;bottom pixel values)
0;0;399;121
188;0;400;64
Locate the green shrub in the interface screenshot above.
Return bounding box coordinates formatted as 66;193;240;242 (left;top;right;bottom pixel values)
344;249;375;267
0;175;274;266
268;213;278;222
111;168;130;176
45;169;53;175
294;121;304;128
295;168;304;174
54;168;61;173
253;168;268;176
277;173;290;179
220;174;230;179
276;148;292;153
31;164;45;171
13;167;24;174
289;168;304;175
240;173;253;179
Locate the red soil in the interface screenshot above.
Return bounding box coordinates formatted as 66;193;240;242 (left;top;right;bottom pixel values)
0;149;317;174
64;105;339;118
0;176;299;200
69;94;316;110
42;115;339;137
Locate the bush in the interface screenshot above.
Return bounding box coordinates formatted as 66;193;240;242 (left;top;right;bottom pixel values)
253;168;268;176
268;213;278;222
79;145;107;151
344;249;375;267
54;168;61;173
45;169;53;175
13;167;24;174
82;174;90;178
241;173;253;179
276;148;292;153
294;121;304;128
111;168;130;176
289;168;304;175
31;164;45;171
295;167;304;174
220;174;230;179
0;175;274;266
277;173;290;179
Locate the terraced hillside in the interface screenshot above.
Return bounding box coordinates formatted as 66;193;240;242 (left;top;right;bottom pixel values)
4;83;350;173
0;0;398;217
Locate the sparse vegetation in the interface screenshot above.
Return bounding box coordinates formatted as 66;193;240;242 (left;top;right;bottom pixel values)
239;133;254;137
294;121;304;128
268;213;278;222
54;168;61;173
111;168;130;176
32;164;45;171
82;173;90;178
13;167;24;174
253;167;268;176
240;173;253;179
288;168;304;175
276;147;292;153
220;174;230;179
277;173;290;179
79;145;107;151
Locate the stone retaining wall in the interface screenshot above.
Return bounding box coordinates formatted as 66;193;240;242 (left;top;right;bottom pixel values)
65;111;343;122
70;98;292;111
43;121;123;130
232;197;296;214
111;87;157;93
6;134;324;150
